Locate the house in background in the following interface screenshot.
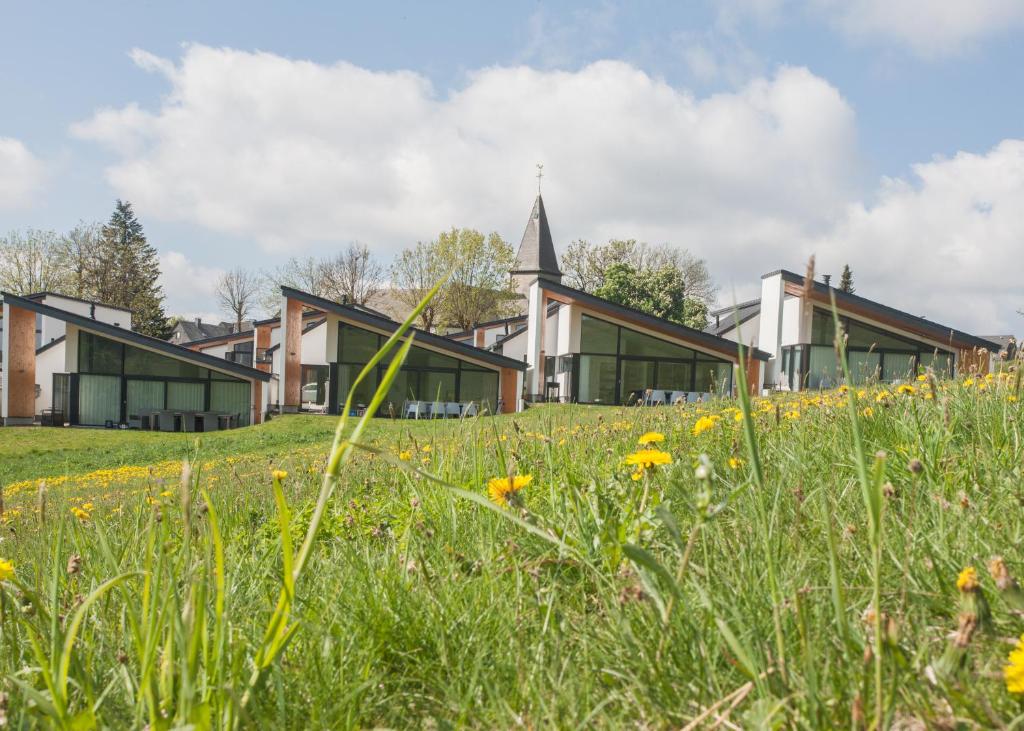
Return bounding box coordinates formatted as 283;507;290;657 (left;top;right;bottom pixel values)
169;317;254;346
0;292;132;421
1;292;270;427
709;270;1001;391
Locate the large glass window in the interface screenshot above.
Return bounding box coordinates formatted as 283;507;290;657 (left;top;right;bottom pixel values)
78;374;121;426
578;355;617;403
300;364;329;407
79;332;123;374
580;315;619;354
574;315;734;403
335;321;504;414
125;343;207;379
881;353;917;383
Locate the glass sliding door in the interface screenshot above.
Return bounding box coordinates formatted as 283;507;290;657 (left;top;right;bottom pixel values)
881;353;916;383
422;371;456;403
211;381;251;425
167;382;205;412
656;361;692;394
619;360;656;404
126;380;165;421
79;374;121;426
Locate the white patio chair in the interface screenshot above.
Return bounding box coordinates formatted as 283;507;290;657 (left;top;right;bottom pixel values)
445;402;461;418
647;389;667;406
686;392;700;403
462;402;478;418
404;401;424;419
670;391;687;405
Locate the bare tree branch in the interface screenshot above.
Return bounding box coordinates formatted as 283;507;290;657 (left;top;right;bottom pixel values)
217;267;260;331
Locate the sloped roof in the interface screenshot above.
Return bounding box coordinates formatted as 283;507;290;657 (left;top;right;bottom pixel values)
511;195;561;276
1;292;270;382
707;299;761;336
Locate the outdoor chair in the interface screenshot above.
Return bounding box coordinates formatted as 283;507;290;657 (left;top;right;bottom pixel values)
645;390;667;406
445;402;461;418
404;401;425;419
686;392;700;403
462;402;478;418
670;391;687;405
157;411;178;432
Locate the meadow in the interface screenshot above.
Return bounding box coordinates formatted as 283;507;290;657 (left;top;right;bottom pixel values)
1;364;1023;728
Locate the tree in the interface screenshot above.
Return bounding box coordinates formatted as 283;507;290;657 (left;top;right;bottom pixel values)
60;223;104;299
0;229;69;294
839;264;855;294
436;228;517;331
260;256;329;315
94;200;169;338
390;229;517;332
390;241;447;332
217;267;260;331
561;238;716;325
594;262;709;329
319;242;384;305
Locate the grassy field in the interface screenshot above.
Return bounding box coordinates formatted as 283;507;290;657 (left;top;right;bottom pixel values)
1;370;1023;728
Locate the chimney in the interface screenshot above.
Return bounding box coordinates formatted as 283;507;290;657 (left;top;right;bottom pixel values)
823;274;832;287
715;313;720;328
195;317;202;326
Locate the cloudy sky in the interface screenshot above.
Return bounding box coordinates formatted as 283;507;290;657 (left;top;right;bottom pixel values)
2;1;1022;333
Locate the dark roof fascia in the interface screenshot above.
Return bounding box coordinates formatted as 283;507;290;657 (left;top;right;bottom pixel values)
281;286;526;371
26;291;133;314
1;293;270;382
537;280;771;361
36;335;66;356
772;270;1001;350
710;299;761;317
253;310;323;327
183;329;256;348
709;310;760;337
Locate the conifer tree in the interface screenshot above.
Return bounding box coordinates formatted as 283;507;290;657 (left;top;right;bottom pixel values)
96;200;169;337
839;264;855;294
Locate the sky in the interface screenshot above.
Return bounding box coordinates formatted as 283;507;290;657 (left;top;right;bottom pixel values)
1;0;1022;334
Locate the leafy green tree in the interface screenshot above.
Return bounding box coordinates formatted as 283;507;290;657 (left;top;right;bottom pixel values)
0;229;69;294
94;200;169;338
391;228;517;331
839;264;855;294
594;262;709;330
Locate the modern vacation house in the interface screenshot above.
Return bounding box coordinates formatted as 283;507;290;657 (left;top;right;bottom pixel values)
1;291;271;427
1;194;1005;428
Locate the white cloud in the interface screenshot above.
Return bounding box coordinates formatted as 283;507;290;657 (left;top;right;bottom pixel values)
716;0;1024;57
812;139;1024;334
73;45;857;280
74;45;1022;335
158;250;224;321
0;137;45;209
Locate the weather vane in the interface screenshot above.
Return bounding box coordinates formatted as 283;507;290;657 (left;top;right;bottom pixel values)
536;163;544;193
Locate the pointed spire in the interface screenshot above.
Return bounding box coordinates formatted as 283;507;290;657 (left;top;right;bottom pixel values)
511;194;561;278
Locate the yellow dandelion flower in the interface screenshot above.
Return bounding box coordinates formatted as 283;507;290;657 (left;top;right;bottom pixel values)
862;407;874;417
398;450;412;461
896;384;916;395
1006;635;1024;694
272;469;288;481
1009;395;1019;403
638;431;665;445
71;507;90;521
728;457;743;470
875;391;891;403
0;558;14;581
487;474;533;506
692;415;720;437
623;448;673;482
422;445;432;453
964;377;975;387
957;566;979;592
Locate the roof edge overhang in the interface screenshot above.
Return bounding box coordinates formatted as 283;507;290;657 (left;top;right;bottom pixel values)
280;286;527;371
535;280;770;362
1;292;271;382
769;270;1001;351
27;291;134;314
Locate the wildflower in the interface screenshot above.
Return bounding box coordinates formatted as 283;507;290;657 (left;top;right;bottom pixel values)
624;449;673;480
908;458;923;475
422;445;432;453
70;507;90;521
487;475;533;507
957;567;979;593
917;374;928;382
272;469;288;481
398;450;412;461
964;377;975;387
896;384;916;395
637;431;665;445
728;457;743;470
1006;635;1024;694
0;558;14;582
692;415;720;437
862;407;874;418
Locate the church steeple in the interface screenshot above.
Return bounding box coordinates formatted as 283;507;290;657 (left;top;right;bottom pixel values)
511;193;562;295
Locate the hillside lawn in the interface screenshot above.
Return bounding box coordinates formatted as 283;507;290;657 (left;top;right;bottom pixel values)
1;377;1023;728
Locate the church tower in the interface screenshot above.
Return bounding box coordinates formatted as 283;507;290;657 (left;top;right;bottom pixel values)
510;193;562;297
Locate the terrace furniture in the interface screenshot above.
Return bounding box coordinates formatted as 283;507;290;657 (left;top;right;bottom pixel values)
686;392;700;403
644;390;668;406
181;413;199;432
137;409;159;430
196;412;220;432
404;401;427;419
445;402;461;419
670;391;687;405
157;411;179;432
462;402;478;418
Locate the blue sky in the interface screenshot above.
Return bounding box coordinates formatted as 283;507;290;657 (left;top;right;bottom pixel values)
1;1;1022;332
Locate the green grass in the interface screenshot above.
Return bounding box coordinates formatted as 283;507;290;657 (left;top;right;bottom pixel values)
2;376;1024;729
